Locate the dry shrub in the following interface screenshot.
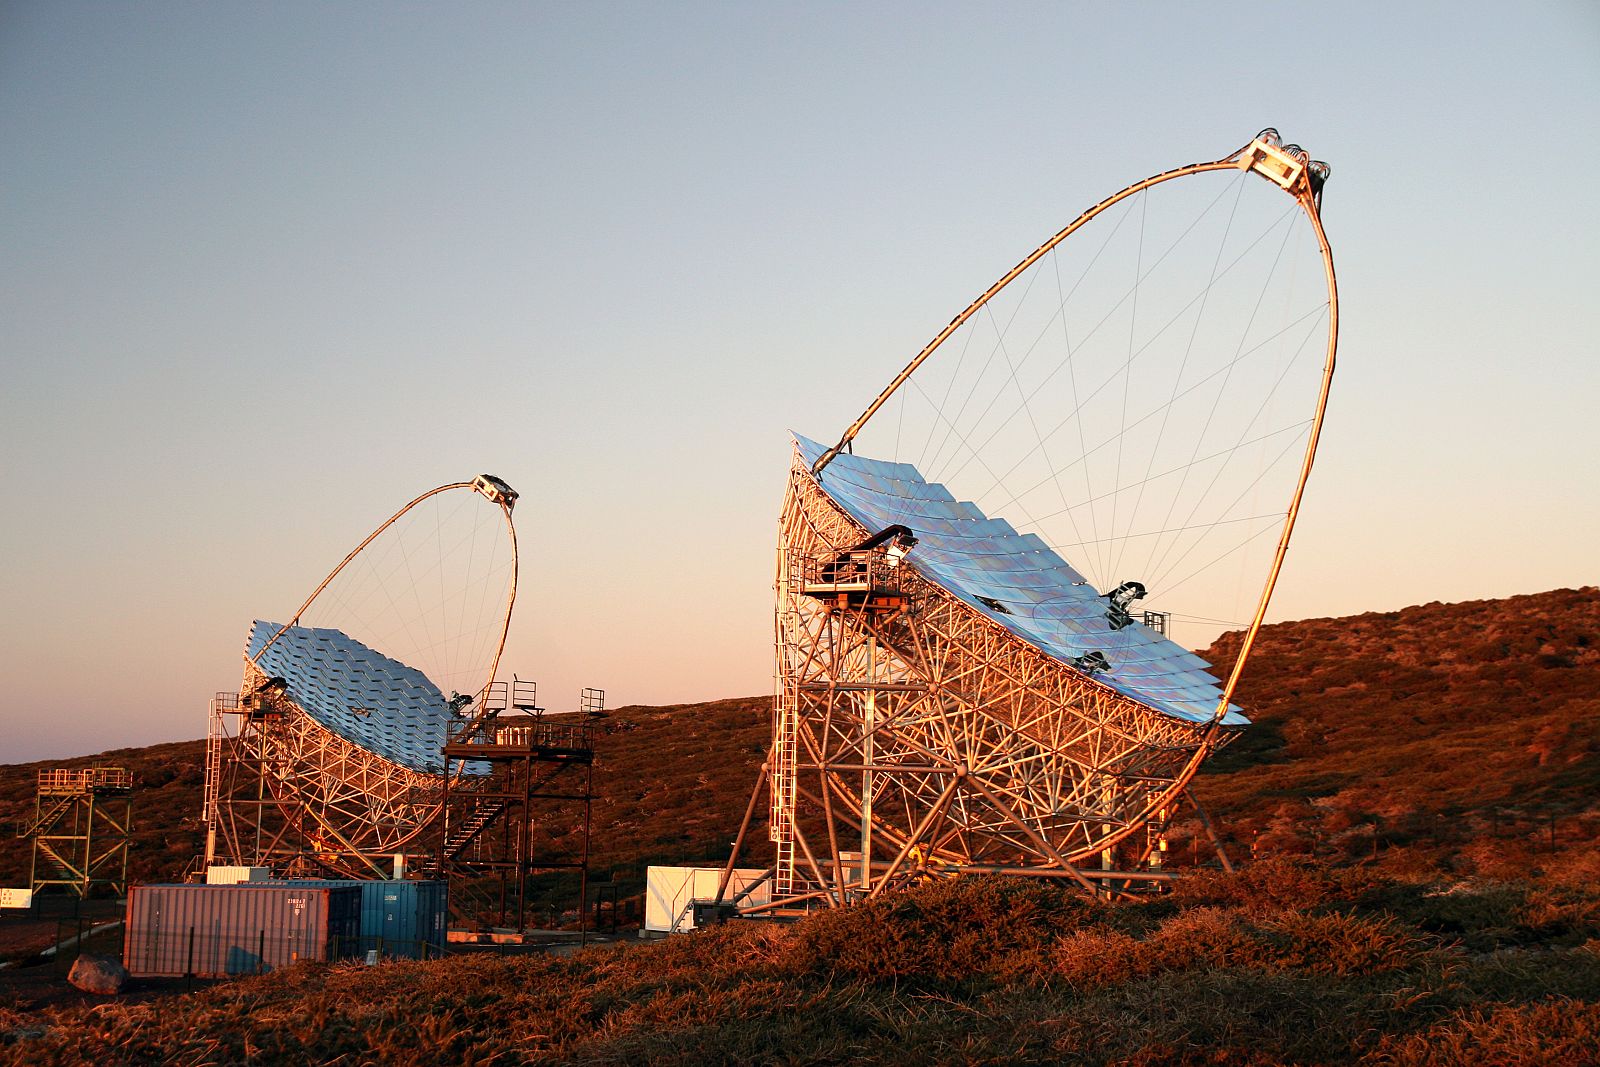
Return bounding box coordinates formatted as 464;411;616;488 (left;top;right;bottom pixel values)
1113;1042;1294;1067
1170;855;1385;913
1543;847;1600;891
1260;912;1430;977
1391;882;1527;952
1513;886;1600;946
1140;907;1266;973
1047;927;1150;991
1456;837;1535;881
1362;999;1600;1066
781;877;1094;986
1046;905;1430;989
1374;846;1451;883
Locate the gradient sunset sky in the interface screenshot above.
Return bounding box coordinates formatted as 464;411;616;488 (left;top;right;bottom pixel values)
2;2;1596;762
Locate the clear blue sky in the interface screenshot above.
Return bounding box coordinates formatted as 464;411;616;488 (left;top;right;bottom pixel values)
2;2;1596;762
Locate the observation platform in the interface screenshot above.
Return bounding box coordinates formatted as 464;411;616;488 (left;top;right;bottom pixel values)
796;551;913;612
442;715;597;765
36;767;133;796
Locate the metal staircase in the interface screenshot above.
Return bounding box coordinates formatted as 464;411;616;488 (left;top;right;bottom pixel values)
16;794;74;839
441;798;510;861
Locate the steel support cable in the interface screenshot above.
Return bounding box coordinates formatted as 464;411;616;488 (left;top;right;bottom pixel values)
1144;305;1326;585
981;299;1096;576
1094;165;1339;863
256;482;474;660
971;296;1324;532
256;480;517;767
398;505;442;692
1146;425;1311;592
923;252;1054;476
925;184;1271;499
945;424;1306;575
1156;517;1283;601
316;492;478;668
932;234;1299;563
922;174;1244;489
1108;188;1149;583
457;487;482;689
977;388;1319;534
918;192;1142;475
1052;247;1101;588
1117;171;1252;583
942;201;1300;512
1039;511;1289;555
844;161;1265;497
319;497;504;693
465;519;508;694
813;147;1272;479
916;315;982;470
1141;217;1299;586
1143;435;1313;601
901;374;1058;538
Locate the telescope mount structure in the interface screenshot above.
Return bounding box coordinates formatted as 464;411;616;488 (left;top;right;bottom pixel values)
723;129;1338;910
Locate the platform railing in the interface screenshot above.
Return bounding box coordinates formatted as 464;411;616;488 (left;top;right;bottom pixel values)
36;766;133;795
446;714;595;752
795;549;907;594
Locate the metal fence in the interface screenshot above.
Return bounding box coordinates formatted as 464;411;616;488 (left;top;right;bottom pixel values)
122;928;445;978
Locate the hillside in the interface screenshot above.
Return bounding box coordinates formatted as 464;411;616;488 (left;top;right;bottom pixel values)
3;587;1596;897
1192;586;1600;872
0;740;207;892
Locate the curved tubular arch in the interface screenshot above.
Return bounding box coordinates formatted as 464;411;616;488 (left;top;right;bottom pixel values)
806;130;1339;867
252;483;518;694
251;480;519;708
813;135;1275;477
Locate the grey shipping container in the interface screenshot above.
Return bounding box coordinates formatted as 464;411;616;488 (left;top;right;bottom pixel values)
123;883;362;977
261;879;447;958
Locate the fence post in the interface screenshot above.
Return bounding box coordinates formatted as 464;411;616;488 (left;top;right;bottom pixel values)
258;930;265;975
186;926;195;992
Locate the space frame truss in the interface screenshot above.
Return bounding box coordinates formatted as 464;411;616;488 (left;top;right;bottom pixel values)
766;453;1240;907
205;659;444;880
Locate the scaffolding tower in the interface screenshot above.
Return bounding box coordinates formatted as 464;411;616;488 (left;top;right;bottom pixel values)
21;766;134;898
434;682;603;932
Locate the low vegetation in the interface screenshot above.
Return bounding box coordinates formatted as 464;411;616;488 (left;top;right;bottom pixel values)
5;860;1599;1065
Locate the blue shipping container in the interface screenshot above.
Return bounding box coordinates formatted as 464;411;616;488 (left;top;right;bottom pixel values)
257;880;447;958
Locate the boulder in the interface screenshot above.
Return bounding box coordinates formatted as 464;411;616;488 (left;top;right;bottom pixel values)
67;954;128;995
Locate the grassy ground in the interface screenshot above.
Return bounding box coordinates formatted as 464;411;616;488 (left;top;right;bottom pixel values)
4;859;1598;1065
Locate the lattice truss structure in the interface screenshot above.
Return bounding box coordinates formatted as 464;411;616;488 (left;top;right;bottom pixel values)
23;767;133;898
769;455;1230;903
434;683;605;931
205;660;449;880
